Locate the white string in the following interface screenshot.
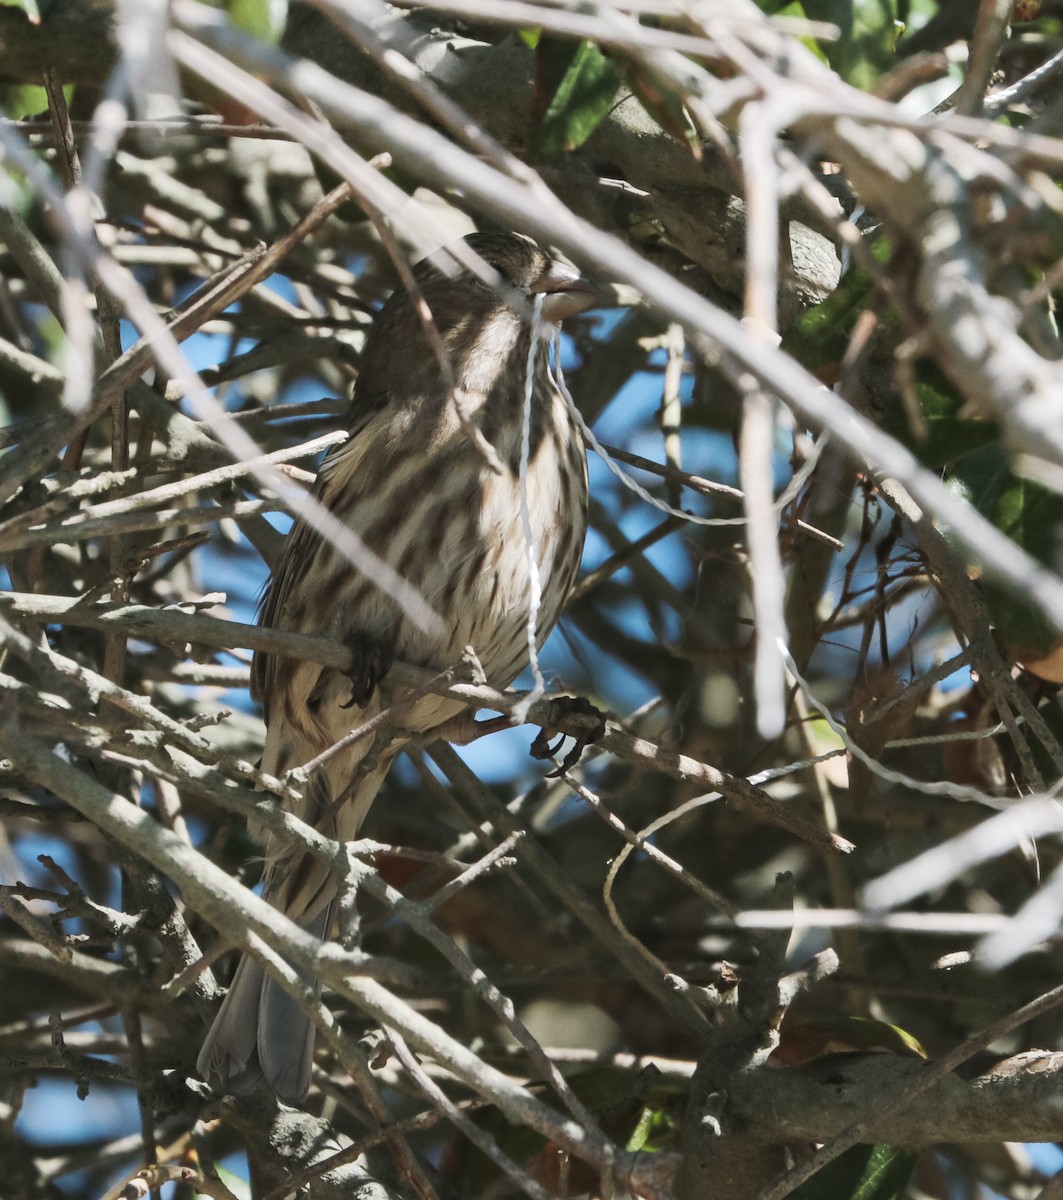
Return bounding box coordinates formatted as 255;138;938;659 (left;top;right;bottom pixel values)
549;331;826;528
513;297;548;723
780;638;1024;812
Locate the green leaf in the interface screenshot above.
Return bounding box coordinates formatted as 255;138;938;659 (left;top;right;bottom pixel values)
784;241;999;471
0;0;42;23
949;448;1053;561
449;1066;676;1193
781;239;895;381
1;83;48;118
624;1103;674;1152
626;61;701;158
767;2;831;61
791;1143;916;1200
532;39;623;162
808;1016;928;1058
880;360;998;469
800;0;900;90
948;446;1063;658
228;0;287;43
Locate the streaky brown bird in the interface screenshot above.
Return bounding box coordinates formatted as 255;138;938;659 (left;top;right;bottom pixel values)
198;231;597;1102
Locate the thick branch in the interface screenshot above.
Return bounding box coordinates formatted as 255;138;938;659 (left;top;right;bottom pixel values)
282;3;838;315
814;115;1063;474
729;1051;1063;1145
8;1;838;314
214;1098;415;1200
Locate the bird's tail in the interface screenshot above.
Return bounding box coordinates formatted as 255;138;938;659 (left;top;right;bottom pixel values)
197;711;396;1103
196;903;329;1104
198;670;404;1102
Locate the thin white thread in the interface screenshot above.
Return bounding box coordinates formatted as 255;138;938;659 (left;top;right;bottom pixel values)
885;726;1007;749
780;638;1027;811
775;428;829;511
550;332;826;528
746;747;846;784
513;297;548;724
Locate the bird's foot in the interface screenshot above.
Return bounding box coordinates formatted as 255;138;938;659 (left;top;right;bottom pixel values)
340;631;393;709
529;696;607;776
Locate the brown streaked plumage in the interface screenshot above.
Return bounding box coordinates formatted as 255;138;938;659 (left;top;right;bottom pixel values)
197;232;595;1102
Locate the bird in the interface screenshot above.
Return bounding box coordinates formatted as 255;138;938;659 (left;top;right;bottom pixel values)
197;231;597;1103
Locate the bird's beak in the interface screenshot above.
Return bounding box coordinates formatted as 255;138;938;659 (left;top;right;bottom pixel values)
532;260;600;323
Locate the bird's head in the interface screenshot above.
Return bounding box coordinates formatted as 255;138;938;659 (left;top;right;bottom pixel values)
427;231;600;324
351;232;599;414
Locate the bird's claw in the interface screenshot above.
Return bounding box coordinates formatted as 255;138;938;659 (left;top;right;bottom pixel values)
340;632;393;709
529;696;607;776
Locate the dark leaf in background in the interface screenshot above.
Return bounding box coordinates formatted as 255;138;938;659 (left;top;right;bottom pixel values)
531;37;624;162
791;1143;917;1200
802;0;901;90
949;445;1063;663
228;0;288;44
0;0;42;24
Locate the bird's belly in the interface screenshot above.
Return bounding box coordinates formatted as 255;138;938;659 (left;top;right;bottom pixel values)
391;462;581;684
269;396;587;740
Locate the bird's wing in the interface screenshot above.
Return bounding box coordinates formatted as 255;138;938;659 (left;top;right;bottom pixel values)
251;388;395;710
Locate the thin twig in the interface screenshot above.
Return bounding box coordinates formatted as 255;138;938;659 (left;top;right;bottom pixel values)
0;592;854;855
